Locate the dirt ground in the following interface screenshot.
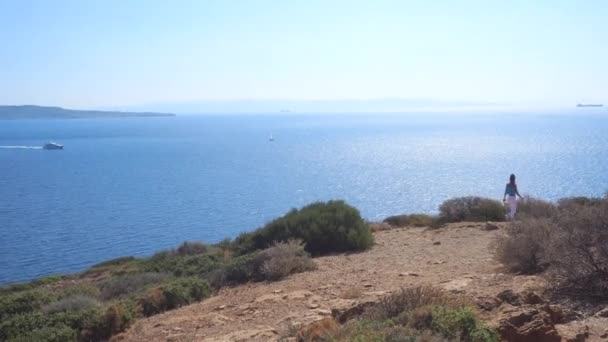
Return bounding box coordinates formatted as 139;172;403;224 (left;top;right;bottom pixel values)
116;222;608;342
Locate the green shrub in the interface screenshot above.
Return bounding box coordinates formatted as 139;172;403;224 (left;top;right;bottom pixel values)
431;306;498;342
103;301;137;336
90;256;136;269
99;272;169;300
383;214;436;228
233;200;373;256
59;284;101;299
0;308;105;342
6;324;77;342
0;288;55;321
176;241;208;256
43;295;100;314
439;197;504;223
140;277;211;316
141;251;221;277
33;274;65;286
367;286;460;321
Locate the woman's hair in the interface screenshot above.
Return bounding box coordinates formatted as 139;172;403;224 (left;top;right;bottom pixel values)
509;174;516;185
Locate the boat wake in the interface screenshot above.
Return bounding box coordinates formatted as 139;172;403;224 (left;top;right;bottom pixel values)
0;146;43;149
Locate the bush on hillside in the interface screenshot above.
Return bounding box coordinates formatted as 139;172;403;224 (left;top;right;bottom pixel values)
99;272;169;300
43;295;100;314
233;201;373;255
175;241;208;256
494;196;608;298
258;240;317;280
0;289;55;321
438;197;504;223
383;214;436;227
516;196;557;219
233;200;373;256
140;277;211;316
493;218;553;274
211;240;316;286
330;286;497;342
557;196;604;210
545;198;608;296
141;251;221;277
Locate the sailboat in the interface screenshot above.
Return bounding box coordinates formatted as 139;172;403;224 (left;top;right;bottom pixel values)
269;134;274;142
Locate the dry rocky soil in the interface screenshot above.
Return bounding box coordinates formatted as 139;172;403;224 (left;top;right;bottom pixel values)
116;222;608;342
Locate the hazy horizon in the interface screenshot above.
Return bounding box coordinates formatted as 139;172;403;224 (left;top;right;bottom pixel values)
1;1;607;110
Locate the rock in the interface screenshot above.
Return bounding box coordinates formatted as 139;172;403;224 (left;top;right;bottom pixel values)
283;290;315;300
433;241;441;245
522;291;545;305
497;289;523;306
601;329;608;338
206;327;278;342
475;296;503;311
596;307;608;318
485;221;500;230
399;272;419;277
441;278;472;293
255;293;283;303
273;289;283;294
312;308;332;316
307;302;320;309
546;304;579;324
330;299;377;323
496;305;561;342
363;284;373;288
214;305;226;310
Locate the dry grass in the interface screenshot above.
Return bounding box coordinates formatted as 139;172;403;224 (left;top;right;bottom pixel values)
383;214;437;228
366;286;464;320
258;240;317;281
492;218;553;274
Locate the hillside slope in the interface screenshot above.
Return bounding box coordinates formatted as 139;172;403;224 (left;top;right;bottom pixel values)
116;223;607;341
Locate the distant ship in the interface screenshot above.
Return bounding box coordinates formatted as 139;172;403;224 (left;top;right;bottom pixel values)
43;142;63;150
577;103;603;107
269;134;274;142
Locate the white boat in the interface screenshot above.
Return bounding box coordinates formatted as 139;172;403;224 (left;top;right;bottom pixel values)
43;142;63;150
269;134;274;142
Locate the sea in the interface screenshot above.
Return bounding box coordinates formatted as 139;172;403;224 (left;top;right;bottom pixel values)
1;112;608;284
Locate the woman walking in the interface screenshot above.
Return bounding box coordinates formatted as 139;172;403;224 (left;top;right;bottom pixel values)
503;174;523;220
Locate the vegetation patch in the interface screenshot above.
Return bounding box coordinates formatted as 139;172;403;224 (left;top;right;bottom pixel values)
439;196;505;223
382;213;437;228
233;200;373;256
324;286;497;342
494;195;608;298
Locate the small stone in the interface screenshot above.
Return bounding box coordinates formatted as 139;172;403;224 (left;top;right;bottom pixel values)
153;322;164;327
485;222;500;230
273;289;283;294
214;305;226;310
433;241;441;245
307;302;320;309
363;284;373;288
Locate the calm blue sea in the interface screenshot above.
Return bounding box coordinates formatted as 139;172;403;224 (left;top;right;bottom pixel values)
1;113;608;284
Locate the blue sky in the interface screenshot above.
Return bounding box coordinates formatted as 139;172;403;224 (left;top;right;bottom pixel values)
1;0;607;111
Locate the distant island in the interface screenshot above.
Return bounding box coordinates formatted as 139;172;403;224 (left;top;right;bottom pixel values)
0;105;175;119
576;103;603;108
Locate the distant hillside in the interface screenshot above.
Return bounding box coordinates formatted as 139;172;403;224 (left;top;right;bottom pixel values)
0;105;175;119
